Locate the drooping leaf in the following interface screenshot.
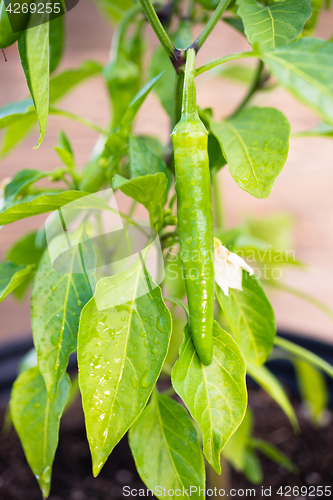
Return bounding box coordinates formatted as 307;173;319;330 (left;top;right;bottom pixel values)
216;272;276;365
49;15;64;74
113;173;168;230
129;135;172;190
4;169;49;202
18;21;50;148
0;191;89;225
78;265;172;476
211;107;290;198
246;361;299;430
172;321;247;473
262;38;333;125
32;231;95;400
10;367;70;498
237;0;312;49
129;392;205;500
0;262;35;302
275;336;333;379
0;61;102;156
294;359;328;424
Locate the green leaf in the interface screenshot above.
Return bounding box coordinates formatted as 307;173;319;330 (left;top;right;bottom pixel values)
0;262;35;302
129;392;205;500
217;273;276;365
242;450;263;484
18;22;49;148
223;409;252;471
6;231;45;299
246;361;299;430
49;15;64;74
217;64;257;85
78;268;172;476
251;438;298;473
0;191;89;225
0;99;34;129
171;321;247;473
294;359;328;424
0;112;37;157
32;232;94;400
54;131;75;169
103;73;164;161
4;169;49;201
294;121;333;138
275;336;333;379
129;135;172;190
211;107;290;198
262;38;333;125
10;367;70;497
113;173;168;229
237;0;312;49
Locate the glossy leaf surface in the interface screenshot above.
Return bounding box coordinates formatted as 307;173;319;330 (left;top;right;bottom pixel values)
211;107;290;198
32;232;94;400
11;367;70;497
172;321;247;473
78;266;172;476
217;273;276;365
0;191;88;225
129;392;205;500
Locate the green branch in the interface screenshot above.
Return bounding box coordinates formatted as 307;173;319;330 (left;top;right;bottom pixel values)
49;107;108;135
191;0;231;53
138;0;185;72
233;59;264;115
195;51;257;77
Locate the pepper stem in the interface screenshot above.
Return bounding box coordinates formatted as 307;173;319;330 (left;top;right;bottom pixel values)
182;48;199;120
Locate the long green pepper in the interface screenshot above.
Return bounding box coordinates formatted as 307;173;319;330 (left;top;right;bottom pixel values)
171;48;215;365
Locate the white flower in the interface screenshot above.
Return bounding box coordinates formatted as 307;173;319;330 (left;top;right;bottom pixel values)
214;238;254;297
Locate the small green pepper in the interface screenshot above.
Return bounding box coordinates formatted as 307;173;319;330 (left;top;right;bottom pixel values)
0;0;30;49
171;48;215;365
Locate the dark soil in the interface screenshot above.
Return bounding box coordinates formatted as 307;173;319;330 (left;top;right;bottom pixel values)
0;387;332;500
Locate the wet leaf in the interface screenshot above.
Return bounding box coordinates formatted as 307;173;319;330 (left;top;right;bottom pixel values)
129;392;205;500
78;263;172;476
172;321;247;473
10;367;70;497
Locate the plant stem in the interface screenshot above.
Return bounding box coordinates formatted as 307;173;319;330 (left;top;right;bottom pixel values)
266;279;333;322
212;174;224;229
174;71;185;125
195;51;257;77
191;0;231;52
274;336;333;379
182;48;198;119
49;107;108;135
111;3;143;60
164;296;189;317
233;59;264;115
138;0;185;72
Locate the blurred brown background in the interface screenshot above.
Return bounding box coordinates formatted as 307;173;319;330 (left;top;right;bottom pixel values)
0;1;332;346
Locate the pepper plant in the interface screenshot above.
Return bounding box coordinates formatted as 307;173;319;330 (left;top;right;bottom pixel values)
1;0;333;497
